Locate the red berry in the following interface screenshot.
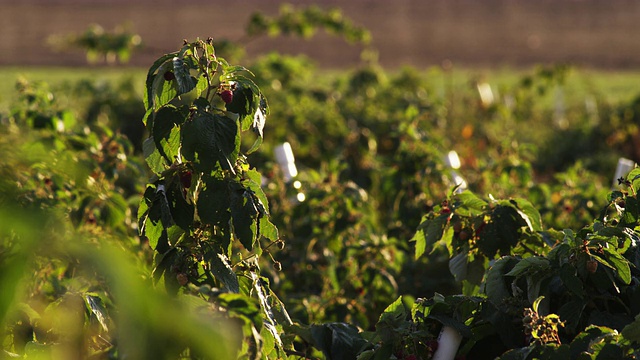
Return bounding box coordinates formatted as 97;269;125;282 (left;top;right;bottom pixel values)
586;259;598;274
180;170;192;189
426;339;439;352
219;89;233;104
404;355;417;360
163;71;175;81
176;273;189;286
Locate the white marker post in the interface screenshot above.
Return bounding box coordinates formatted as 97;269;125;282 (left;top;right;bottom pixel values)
445;150;467;193
274;142;305;202
613;157;636;189
432;326;463;360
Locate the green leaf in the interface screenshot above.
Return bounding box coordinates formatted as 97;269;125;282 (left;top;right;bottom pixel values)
484;256;519;307
622;196;639;226
558;299;587;333
601;246;631;284
152;105;183;164
181;111;239;174
478;205;524;257
166;182;194;230
172;56;196;95
559;263;584;297
378;296;406;325
139;185;164;249
207;252;239;293
449;252;469;282
412;214;449;259
144;52;178;112
142;137;167;175
230;185;259;251
621;314;640;342
628;168;640;193
453;191;487;216
198;178;230;226
509;198;543;232
225;78;261;130
310;323;371;360
151;61;179;110
218;293;262;326
505;257;550;277
194;75;209;99
260;217;279;242
85;294;109;332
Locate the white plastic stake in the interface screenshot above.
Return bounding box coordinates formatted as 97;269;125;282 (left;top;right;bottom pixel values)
444;150;467;193
274;142;298;183
432;326;463;360
613;157;635;189
445;150;461;170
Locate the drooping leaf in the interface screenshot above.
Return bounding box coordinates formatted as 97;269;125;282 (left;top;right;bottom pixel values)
484;256;519;307
144;52;178;112
412;214;449;259
181;111;239;174
230;186;259;251
449;252;469;282
559;263;584;298
250;272;284;350
151;61;178;110
558;299;587;333
85;294;109;332
225;78;261;130
509;198;544;232
310;323;371;360
166;182;194;230
505;257;550;277
198;178;231;227
477;205;524;257
142;137;167;175
152;105;183;164
622;196;639;226
602;246;631;284
207;252;239;293
621;314;640;342
172;56;196;95
453;191;487;217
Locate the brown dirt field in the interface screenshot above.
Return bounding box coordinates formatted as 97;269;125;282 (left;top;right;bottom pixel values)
2;0;640;69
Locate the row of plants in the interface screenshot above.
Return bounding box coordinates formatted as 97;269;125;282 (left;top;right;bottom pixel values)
2;4;640;359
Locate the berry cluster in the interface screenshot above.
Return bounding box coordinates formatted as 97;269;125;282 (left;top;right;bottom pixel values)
522;307;564;346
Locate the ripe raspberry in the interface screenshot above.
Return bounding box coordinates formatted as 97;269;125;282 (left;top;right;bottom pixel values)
426;339;439;352
163;71;175;81
219;89;233;104
176;273;189;286
180;170;192;189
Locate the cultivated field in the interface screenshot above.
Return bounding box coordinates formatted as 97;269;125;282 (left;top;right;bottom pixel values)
3;0;640;69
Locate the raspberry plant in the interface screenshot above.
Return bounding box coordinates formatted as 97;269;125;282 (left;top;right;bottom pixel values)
137;38;290;358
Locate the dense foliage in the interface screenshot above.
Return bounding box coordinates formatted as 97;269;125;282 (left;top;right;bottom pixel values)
2;4;640;360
